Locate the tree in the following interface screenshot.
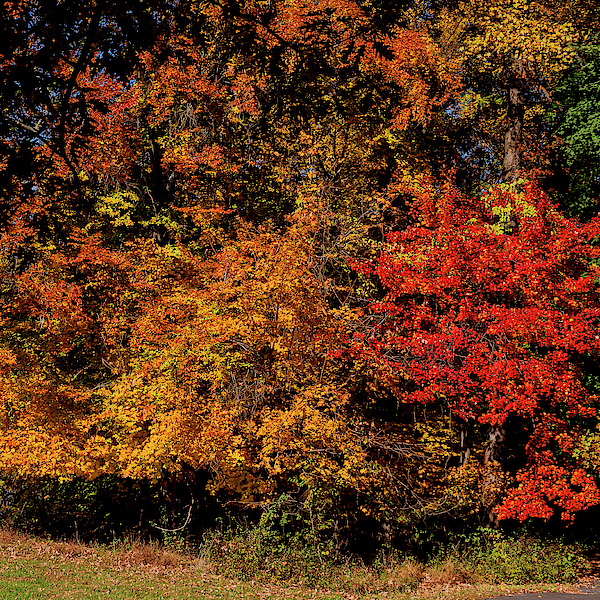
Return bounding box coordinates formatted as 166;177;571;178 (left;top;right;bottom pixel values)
6;0;599;543
547;38;600;220
350;177;600;521
421;0;599;193
0;0;464;539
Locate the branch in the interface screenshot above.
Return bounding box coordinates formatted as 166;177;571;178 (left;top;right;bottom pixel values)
7;116;44;135
151;495;195;533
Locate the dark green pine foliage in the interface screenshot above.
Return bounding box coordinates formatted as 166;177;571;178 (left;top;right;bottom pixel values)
548;39;600;220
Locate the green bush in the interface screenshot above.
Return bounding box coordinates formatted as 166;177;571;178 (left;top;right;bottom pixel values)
202;494;338;586
455;527;587;584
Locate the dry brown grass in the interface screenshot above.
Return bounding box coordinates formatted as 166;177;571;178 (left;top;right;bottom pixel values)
335;556;487;596
329;552;587;598
0;528;95;560
425;557;480;586
111;539;189;569
385;558;426;589
0;528;194;576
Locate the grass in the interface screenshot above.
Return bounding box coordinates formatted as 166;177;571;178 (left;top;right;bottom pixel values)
0;529;591;600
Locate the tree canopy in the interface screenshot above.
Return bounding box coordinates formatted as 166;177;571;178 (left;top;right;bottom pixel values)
1;0;600;543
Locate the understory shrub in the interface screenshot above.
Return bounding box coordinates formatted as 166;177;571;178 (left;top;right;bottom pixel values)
451;527;587;584
201;495;338;587
202;517;588;590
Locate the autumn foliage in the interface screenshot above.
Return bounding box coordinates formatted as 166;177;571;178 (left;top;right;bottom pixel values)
1;0;600;545
350;178;600;521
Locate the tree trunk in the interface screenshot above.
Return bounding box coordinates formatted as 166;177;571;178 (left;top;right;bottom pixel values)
482;423;506;527
483;424;505;465
483;72;525;524
502;82;524;183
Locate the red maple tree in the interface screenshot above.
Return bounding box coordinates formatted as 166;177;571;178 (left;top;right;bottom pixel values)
350;177;600;521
